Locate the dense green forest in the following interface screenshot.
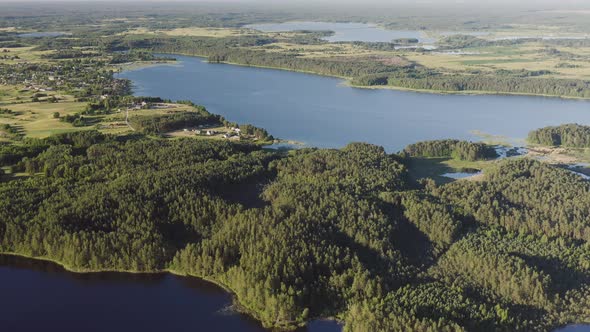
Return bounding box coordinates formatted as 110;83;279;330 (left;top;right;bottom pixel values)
528;123;590;148
352;70;590;98
128;109;221;135
1;130;590;331
438;34;590;50
403;139;498;161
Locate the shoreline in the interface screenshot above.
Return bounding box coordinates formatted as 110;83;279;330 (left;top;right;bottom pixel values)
346;82;590;101
0;251;324;331
127;52;590;101
0;250;583;331
110;60;180;72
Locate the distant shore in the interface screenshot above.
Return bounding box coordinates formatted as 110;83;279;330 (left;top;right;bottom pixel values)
124;52;590;101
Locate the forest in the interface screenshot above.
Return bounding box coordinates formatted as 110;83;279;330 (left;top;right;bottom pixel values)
352;70;590;98
528;124;590;148
1;130;590;331
403;139;498;161
128;110;221;135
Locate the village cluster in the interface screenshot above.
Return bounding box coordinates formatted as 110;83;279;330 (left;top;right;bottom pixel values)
0;61;130;98
183;126;242;139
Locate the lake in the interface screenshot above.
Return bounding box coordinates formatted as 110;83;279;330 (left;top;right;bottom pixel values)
555;325;590;332
17;32;67;38
118;55;590;152
246;21;436;44
442;171;482;180
0;255;342;332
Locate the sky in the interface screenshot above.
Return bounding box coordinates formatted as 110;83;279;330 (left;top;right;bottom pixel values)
0;0;586;3
1;0;589;11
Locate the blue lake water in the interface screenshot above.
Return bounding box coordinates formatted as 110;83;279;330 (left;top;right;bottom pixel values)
442;171;482;179
246;21;436;44
118;55;590;152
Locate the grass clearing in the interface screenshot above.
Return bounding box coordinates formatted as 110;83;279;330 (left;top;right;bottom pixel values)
0;86;78;105
0;46;55;64
0;97;85;138
405;42;590;79
407;156;492;184
256;42;375;58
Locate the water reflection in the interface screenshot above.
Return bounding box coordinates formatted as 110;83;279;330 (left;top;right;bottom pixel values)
0;255;341;332
0;254;246;332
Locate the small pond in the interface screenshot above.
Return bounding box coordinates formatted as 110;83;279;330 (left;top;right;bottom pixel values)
17;32;68;38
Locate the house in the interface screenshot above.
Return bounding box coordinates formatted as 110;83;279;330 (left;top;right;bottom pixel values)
131;102;143;110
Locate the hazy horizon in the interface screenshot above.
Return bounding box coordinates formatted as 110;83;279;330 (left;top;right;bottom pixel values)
0;0;589;8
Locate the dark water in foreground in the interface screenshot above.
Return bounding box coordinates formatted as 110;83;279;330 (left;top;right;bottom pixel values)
555;325;590;332
0;255;341;332
118;55;590;152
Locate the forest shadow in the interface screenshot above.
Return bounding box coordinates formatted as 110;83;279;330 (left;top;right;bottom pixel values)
512;252;590;294
378;199;438;269
215;177;272;209
405;157;458;186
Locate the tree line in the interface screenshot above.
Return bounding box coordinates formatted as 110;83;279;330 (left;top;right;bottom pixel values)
353;70;590;98
528;123;590;148
403;139;498;161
